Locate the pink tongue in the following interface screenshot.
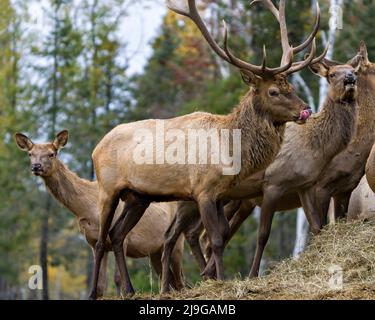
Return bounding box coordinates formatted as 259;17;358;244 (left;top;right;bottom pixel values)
299;110;311;121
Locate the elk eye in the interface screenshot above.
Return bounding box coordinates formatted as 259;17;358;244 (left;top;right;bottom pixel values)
330;73;336;78
269;89;280;97
28;153;32;157
49;153;55;158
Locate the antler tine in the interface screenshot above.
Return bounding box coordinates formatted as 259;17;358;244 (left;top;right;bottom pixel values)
166;0;230;62
285;39;317;75
269;47;294;75
223;21;266;75
251;0;322;76
250;0;279;21
278;0;292;65
250;0;293;68
293;2;321;55
310;41;329;65
223;21;294;77
261;45;267;71
165;0;190;17
289;41;328;70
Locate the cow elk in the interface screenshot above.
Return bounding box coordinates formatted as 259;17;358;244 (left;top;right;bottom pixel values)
14;131;185;296
346;175;375;221
366;142;375;193
313;41;375;223
87;0;323;298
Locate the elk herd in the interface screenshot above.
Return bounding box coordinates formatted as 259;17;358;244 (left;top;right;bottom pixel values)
12;0;375;299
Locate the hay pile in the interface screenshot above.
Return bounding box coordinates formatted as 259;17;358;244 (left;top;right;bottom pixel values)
139;220;375;300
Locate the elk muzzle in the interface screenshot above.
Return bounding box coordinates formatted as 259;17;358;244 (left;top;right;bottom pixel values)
342;72;358;101
31;163;43;175
344;73;357;91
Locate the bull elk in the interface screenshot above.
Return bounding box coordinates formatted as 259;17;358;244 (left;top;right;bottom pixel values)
162;34;363;283
14;131;185;296
88;0;323;298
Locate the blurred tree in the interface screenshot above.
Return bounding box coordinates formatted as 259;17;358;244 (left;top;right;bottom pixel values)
0;0;37;296
131;11;217;119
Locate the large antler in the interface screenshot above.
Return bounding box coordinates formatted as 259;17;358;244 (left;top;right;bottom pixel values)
251;0;328;75
167;0;326;78
166;0;294;78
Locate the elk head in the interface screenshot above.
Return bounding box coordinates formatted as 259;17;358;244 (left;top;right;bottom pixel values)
309;62;358;103
166;0;328;124
347;41;372;73
345;41;375;95
15;130;69;177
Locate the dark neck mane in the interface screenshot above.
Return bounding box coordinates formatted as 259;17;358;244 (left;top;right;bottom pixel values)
229;91;286;178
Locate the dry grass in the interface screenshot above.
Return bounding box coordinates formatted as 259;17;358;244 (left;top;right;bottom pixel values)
110;220;375;300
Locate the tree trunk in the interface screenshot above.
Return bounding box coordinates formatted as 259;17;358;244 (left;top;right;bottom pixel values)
293;208;309;258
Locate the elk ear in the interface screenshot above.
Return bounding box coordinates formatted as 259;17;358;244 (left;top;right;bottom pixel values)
358;40;369;63
240;70;261;87
348;41;369;68
308;61;329;78
53;130;69;150
14;133;34;151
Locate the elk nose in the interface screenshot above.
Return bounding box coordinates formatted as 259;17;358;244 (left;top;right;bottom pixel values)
31;163;42;172
344;73;357;84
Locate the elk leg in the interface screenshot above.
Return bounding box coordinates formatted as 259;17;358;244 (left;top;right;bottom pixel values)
201;200;242;270
114;242;128;297
201;200;242;264
161;215;184;293
161;202;202;292
109;195;150;297
228;199;256;239
203;199;256;279
97;251;109;298
198;195;226;280
170;235;185;291
150;249;183;292
88;192;120;300
314;185;334;226
178;202;206;272
224;200;242;221
184;220;206;273
249;186;282;278
298;189;322;235
333;192;351;220
217;201;230;241
201;201;229;279
114;262;121;297
149;249;182;292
